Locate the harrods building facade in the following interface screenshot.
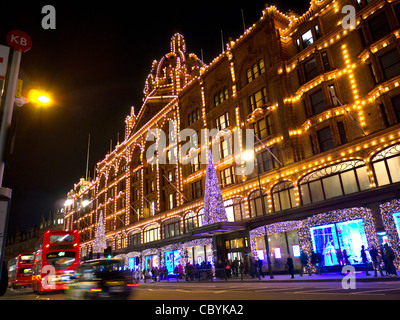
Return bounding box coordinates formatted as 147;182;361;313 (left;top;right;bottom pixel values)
64;0;400;273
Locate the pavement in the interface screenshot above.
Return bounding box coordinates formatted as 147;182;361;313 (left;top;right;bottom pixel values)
153;271;400;283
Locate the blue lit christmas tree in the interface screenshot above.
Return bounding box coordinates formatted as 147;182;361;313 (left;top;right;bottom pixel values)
203;149;228;225
93;210;107;255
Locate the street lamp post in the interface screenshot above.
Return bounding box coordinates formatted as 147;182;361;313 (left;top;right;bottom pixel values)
243;151;273;279
255;157;274;279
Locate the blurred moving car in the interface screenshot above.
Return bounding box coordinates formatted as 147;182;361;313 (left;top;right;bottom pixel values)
65;258;138;300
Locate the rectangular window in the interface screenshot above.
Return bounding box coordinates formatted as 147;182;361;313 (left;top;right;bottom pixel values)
321;52;331;72
368;12;391;42
249;88;267;111
322;175;343;199
296;38;301;52
379;49;400;80
310;89;327;115
314;25;321;40
191;153;201;173
317;126;334;152
216;112;230;130
337;121;347;144
304;57;319;82
192;180;202;199
391;95;400;122
368;63;378;84
219;137;233;159
328;85;339;107
373;161;391;186
168;193;175;209
220;167;235;186
301;30;314;48
341;170;359;195
257;148;277;173
253;116;271;140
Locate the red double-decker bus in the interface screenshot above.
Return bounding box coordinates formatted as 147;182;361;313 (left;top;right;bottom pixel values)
8;253;34;288
32;230;80;293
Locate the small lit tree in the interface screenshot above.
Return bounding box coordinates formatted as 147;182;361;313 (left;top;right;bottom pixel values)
203;149;228;225
93;210;107;257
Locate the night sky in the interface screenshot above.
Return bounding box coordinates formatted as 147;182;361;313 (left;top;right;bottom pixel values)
0;1;309;234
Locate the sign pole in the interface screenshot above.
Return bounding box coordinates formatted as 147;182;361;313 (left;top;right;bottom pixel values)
0;30;31;295
0;49;22;186
0;188;12;296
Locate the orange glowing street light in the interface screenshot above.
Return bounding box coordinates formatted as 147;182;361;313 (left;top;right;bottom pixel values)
28;89;52;106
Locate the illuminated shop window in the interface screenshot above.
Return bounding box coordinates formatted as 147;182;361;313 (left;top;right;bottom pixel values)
393;212;400;236
310;219;370;266
165;250;181;274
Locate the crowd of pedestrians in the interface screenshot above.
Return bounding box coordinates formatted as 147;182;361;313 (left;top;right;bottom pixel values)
297;243;398;278
129;244;398;283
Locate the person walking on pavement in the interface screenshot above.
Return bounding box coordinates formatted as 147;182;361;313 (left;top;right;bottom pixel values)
300;251;310;276
361;245;370;276
343;249;351;265
336;248;343;266
384;244;397;276
287;255;294;279
369;246;384;277
311;251;322;275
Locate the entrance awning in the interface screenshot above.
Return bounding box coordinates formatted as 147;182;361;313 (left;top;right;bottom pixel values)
187;222;247;236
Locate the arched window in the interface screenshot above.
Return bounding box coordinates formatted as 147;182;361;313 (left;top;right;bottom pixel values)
184;212;196;233
143;224;159;243
118;158;126;176
248;190;269;218
162;218;181;239
246;59;266;83
299;160;370;205
197;208;205;227
224;197;246;222
115;235;122;250
128;230;141;247
99;175;106;190
108;167;116;185
372;144;400;186
271;181;298;212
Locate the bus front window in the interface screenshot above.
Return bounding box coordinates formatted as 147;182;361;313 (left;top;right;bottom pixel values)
46;251;76;270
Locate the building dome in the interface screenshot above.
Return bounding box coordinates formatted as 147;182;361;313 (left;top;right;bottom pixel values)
143;34;204;98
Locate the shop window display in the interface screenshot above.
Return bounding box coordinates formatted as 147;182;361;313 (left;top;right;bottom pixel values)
393;212;400;236
144;254;159;270
165;250;181;274
310;219;370;266
255;230;301;271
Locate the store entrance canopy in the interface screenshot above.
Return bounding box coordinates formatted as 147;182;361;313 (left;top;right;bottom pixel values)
188;222;247;236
